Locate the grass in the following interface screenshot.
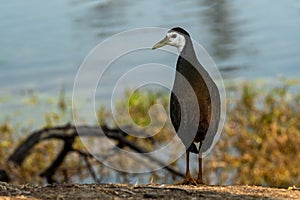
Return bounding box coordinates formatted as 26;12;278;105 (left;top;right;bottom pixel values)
0;80;299;187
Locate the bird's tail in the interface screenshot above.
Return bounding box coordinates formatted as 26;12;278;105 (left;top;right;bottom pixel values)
187;143;199;154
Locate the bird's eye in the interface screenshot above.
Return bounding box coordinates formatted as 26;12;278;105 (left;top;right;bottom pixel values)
171;34;177;38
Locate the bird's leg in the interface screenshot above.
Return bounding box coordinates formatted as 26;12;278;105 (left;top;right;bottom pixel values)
196;142;204;184
182;150;197;185
196;156;204;184
185;150;192;179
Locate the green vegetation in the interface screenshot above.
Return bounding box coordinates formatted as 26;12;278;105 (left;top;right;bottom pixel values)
0;81;299;187
206;81;300;187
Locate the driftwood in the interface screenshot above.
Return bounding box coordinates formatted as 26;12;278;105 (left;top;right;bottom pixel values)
8;123;184;183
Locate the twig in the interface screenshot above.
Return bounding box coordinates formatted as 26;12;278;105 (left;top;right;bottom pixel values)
118;188;136;195
288;186;300;191
133;185;191;194
40;137;75;183
82;153;100;184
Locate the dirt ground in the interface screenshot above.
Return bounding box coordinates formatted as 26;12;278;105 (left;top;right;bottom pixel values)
0;182;300;200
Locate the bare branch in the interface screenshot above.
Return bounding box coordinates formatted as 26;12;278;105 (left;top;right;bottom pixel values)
8;123;184;184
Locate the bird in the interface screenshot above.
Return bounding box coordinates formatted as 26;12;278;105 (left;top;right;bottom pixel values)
152;27;220;185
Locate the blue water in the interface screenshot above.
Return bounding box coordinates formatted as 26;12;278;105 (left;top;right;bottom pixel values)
1;0;300;121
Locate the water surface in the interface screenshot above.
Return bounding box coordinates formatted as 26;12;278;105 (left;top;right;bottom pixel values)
1;0;300;120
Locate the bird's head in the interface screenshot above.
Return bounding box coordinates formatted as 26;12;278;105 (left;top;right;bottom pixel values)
152;27;190;52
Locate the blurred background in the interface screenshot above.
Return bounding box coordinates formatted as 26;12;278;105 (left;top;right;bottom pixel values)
0;0;300;187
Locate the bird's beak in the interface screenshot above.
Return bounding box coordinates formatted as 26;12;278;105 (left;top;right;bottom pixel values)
152;36;169;50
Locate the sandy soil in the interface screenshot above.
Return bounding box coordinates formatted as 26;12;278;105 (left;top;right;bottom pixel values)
0;182;299;200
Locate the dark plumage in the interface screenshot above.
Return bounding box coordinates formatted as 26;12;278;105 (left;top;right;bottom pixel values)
153;27;221;185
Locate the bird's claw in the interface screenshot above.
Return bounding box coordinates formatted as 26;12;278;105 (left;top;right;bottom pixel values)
176;176;198;186
176;176;205;186
196;178;204;185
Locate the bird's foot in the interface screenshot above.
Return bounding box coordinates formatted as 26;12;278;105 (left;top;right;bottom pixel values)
176;176;198;186
196;178;204;185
